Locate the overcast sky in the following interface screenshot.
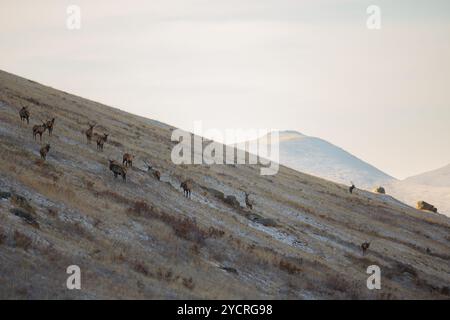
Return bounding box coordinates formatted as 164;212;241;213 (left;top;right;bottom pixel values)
1;0;449;179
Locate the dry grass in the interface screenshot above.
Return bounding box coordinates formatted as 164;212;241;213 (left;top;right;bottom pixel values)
278;257;303;275
13;230;32;251
0;69;449;299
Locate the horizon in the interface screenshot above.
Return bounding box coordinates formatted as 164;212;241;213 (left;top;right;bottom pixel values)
1;0;449;179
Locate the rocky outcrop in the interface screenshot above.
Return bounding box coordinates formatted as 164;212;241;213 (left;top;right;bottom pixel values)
417;201;438;213
373;186;386;194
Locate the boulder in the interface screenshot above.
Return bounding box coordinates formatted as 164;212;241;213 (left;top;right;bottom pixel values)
373;186;386;194
224;195;241;209
416;201;438;213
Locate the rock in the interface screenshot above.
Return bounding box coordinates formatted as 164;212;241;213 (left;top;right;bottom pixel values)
219;266;239;275
224;195;241;209
373;186;386;194
205;187;225;200
0;191;11;200
10;208;40;228
416;201;438;213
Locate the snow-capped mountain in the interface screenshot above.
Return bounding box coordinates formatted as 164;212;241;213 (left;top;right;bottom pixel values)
403;164;450;188
254;130;395;189
387;164;450;217
249;130;449;216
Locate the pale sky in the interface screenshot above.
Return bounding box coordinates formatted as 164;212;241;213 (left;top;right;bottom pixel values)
1;0;449;179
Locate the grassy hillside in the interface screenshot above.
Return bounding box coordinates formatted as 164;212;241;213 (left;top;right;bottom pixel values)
0;70;449;299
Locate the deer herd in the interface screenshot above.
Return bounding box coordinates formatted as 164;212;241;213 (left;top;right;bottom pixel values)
18;104;373;256
18;105;202;203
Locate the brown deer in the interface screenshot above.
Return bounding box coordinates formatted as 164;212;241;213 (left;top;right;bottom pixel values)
40;144;51;160
361;242;370;255
109;160;127;181
46;118;55;136
96;133;109;151
19;106;30;124
122;153;134;167
85;122;96;144
180;179;193;198
33;123;47;141
143;160;161;181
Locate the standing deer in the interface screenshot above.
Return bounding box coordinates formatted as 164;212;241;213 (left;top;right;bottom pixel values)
349;182;356;194
46;118;55;136
96;133;109;151
123;153;134;167
33;123;47;141
361;242;370;255
19;106;30;124
108;160;127;181
85;123;96;144
40;144;51;160
181;179;193;198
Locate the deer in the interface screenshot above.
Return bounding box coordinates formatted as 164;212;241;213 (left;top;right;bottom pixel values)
85;122;96;144
33;122;47;141
96;133;109;151
361;242;370;255
180;179;193;198
143;160;161;181
349;182;356;194
123;153;134;167
46;118;55;136
108;160;127;181
40;144;51;160
19;106;30;124
245;192;254;210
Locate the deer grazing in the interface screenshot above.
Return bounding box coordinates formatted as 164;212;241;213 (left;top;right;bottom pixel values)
40;144;51;160
33;123;47;141
123;153;134;167
180;179;193;198
96;133;109;151
349;182;356;194
46;118;55;136
85;122;96;144
19;106;30;124
108;160;127;181
361;242;370;255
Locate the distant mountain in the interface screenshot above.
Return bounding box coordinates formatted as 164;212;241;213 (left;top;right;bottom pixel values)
403;164;450;188
252;130;395;189
387;164;450;216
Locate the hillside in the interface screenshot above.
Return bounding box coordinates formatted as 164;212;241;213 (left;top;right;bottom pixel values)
387;164;450;217
0;70;449;299
248;131;394;189
404;164;450;188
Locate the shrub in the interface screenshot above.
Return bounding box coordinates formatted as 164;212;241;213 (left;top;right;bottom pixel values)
10;208;39;228
182;277;195;290
278;258;303;274
128;200;225;245
13;230;32;250
132;260;150;277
